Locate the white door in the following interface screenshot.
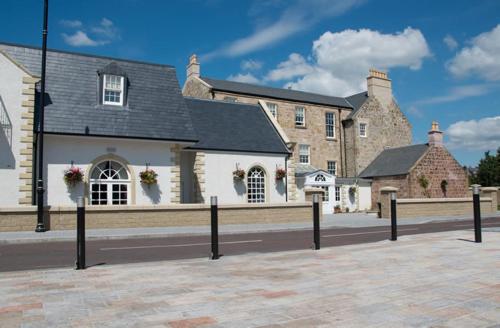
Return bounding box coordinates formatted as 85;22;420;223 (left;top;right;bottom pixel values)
319;185;333;214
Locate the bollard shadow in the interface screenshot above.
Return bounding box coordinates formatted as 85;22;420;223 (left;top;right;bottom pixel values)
82;262;107;269
457;238;476;243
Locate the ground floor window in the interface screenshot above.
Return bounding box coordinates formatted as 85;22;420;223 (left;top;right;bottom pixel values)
320;186;329;202
335;186;341;202
247;167;265;203
90;160;130;205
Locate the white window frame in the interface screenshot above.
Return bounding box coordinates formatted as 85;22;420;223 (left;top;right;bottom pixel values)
327;161;337;176
247;167;266;203
295;106;305;127
359;122;367;138
103;74;124;106
325;112;335;138
335;186;341;202
266;102;278;118
89;160;131;205
299;144;310;164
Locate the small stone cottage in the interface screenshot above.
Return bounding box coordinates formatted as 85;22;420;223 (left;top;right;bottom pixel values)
360;122;469;207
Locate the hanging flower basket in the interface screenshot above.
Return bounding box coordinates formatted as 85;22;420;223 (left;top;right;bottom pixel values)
64;166;84;187
233;168;245;181
349;186;357;196
275;168;286;181
140;169;158;185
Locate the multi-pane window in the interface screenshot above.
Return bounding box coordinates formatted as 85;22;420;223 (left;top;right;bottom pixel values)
327;161;337;176
266;102;278;118
320;186;329;202
325;112;335;138
247;167;265;203
295;106;305;126
224;96;237;102
299;144;310;164
103;75;124;106
90;160;130;205
359;123;367;137
335;186;341;202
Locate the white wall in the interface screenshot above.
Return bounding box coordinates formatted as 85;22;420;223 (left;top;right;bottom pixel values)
203;151;287;204
0;53;26;206
44;135;174;206
358;185;372;211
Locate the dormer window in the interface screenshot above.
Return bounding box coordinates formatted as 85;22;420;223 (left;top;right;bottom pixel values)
103;74;124;106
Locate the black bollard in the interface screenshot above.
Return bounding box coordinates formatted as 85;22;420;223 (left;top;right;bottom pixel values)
313;194;320;250
76;196;86;270
390;192;397;241
472;185;482;243
210;196;219;260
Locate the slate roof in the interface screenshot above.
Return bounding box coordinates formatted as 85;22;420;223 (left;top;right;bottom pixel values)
184;97;290;154
294;164;320;177
0;42;197;142
336;177;371;186
359;144;429;178
345;91;368;120
200;77;353;109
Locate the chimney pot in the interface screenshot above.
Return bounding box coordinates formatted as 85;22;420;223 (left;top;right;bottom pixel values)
428;120;443;147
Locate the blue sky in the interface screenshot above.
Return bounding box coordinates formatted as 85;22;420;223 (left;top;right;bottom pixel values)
1;0;499;166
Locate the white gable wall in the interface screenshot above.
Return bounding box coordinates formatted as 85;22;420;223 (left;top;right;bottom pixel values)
44;135;173;206
0;53;26;206
203;151;287;204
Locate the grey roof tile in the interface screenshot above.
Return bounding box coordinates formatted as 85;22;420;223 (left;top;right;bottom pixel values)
201;77;353;109
184;97;290;154
0;42;197;142
359;144;429;178
345;91;368;120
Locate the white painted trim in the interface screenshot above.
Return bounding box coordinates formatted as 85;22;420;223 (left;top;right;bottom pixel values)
258;100;291;144
102;74;125;106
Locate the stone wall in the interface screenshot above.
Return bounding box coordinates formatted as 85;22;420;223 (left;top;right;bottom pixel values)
0;203;313;232
408;146;468;198
346;97;412;176
393;198;494;219
182;77;212;99
371;175;409;208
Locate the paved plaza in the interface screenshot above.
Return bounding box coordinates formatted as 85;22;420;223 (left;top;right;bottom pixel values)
1;229;499;327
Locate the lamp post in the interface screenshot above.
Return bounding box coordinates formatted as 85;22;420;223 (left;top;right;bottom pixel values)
36;0;49;232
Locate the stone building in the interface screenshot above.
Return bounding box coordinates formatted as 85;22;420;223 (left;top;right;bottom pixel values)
182;55;413;187
360;122;469;207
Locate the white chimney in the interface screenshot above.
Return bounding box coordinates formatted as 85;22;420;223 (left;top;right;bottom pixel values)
428;121;443;147
367;68;392;108
186;54;200;79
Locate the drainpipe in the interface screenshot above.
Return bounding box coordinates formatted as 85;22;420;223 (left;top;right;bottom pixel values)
35;0;49;232
339;109;344;177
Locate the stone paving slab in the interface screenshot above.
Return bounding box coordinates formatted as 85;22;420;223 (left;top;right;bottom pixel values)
0;230;499;327
2;213;498;244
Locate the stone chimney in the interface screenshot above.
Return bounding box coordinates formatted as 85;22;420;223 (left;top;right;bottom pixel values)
428;121;443;147
186;54;200;79
367;68;392;108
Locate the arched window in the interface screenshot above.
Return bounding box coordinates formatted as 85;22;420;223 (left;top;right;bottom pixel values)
90;160;130;205
315;174;326;182
247;167;265;203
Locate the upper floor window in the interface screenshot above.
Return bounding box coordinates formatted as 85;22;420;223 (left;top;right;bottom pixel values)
266;102;278;118
103;74;124;106
295;106;305;127
325;112;335;138
299;144;310;164
359;123;367;137
224;96;237;102
327;161;337;176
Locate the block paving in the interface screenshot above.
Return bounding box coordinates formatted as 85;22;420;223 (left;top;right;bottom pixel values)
0;230;499;327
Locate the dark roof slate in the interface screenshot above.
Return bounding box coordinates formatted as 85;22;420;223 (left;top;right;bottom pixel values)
0;42;197;142
359;144;429;178
200;77;353;109
184;98;290;154
345;91;368;120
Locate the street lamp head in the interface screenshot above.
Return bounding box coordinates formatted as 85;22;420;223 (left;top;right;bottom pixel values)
471;184;481;195
210;196;218;206
313;194;320;204
390;192;397;201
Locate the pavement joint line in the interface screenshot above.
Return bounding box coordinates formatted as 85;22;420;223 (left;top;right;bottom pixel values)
322;228;419;238
99;239;263;251
453;222;499;227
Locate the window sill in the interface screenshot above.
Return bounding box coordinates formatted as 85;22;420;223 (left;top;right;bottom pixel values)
295;125;307;129
326;137;337;141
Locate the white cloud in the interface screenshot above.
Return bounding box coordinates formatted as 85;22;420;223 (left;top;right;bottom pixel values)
227;73;261;84
61;31;108;47
201;0;364;61
407;106;423;118
446;116;500;150
59;19;82;28
241;59;263;71
91;18;119;39
273;27;431;96
443;34;458;50
447;24;500;81
415;84;493;105
265;53;314;81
